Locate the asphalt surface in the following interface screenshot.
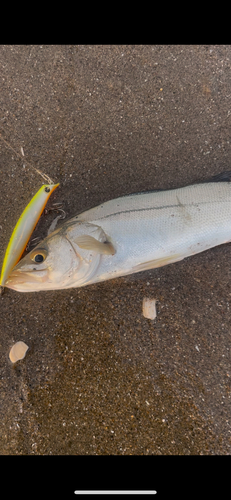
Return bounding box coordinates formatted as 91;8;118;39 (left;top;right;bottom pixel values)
1;45;231;456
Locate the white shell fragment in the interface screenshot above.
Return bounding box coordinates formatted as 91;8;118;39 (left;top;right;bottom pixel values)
9;341;29;363
142;298;157;320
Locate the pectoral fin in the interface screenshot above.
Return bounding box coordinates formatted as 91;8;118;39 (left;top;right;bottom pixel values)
74;235;116;255
132;253;183;272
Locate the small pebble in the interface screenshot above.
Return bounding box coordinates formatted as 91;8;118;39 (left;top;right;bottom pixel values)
9;341;29;363
142;298;157;320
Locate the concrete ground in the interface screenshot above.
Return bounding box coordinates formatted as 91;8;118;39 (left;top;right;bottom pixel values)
1;45;231;455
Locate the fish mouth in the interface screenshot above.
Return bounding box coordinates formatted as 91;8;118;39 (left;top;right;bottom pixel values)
5;268;49;290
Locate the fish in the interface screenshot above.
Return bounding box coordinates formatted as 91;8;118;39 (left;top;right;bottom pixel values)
4;171;231;293
0;183;59;286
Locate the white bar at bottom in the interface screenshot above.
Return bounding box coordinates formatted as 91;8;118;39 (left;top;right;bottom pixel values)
74;492;157;495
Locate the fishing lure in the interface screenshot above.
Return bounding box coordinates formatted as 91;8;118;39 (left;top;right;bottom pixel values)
0;183;59;286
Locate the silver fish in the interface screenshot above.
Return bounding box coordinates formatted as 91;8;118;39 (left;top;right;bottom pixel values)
5;172;231;292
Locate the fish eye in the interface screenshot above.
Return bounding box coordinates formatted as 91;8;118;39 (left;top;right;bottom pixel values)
34;254;44;263
30;248;48;263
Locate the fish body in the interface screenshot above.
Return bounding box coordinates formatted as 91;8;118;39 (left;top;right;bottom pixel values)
5;173;231;292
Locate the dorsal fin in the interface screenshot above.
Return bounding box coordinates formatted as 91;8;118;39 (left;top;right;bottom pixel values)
200;171;231;183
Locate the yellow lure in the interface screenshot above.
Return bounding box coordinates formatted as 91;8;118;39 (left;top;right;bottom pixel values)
0;183;59;286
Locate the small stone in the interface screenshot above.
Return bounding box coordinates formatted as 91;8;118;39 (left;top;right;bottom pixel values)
142;298;157;320
9;341;29;363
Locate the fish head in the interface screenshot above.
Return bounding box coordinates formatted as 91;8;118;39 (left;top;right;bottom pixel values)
4;221;113;292
4;229;82;292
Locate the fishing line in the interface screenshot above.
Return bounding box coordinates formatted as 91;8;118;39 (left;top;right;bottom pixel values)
0;132;54;184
